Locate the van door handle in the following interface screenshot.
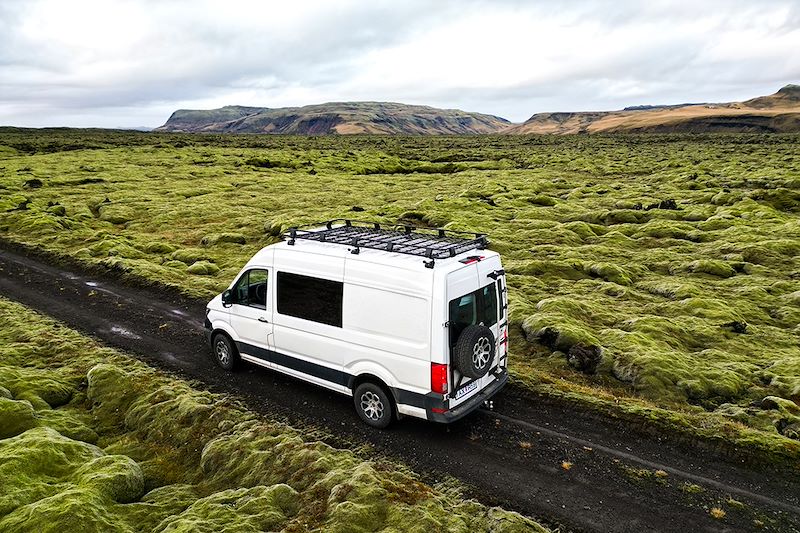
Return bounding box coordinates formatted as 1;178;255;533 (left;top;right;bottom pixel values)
258;317;269;323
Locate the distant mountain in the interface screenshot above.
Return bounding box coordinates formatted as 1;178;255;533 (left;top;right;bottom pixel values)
505;84;800;134
155;102;511;135
156;86;800;135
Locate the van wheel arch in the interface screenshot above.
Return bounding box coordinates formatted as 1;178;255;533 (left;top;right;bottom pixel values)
350;374;398;420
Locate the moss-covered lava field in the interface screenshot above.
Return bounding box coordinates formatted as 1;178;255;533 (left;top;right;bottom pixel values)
0;297;545;532
0;128;798;459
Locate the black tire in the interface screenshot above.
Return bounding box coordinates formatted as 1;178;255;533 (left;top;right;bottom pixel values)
453;325;495;379
354;382;394;429
211;333;239;371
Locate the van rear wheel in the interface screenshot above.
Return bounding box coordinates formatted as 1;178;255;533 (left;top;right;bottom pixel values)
354;382;393;429
212;333;239;371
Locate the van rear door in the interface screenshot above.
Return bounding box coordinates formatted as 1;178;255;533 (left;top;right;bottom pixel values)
446;259;502;409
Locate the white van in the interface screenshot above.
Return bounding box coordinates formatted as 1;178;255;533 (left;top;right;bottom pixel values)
204;220;508;428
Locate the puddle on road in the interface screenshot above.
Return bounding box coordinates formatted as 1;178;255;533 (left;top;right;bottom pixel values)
110;326;142;340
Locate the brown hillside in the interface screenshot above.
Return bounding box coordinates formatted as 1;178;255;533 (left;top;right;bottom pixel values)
505;84;800;134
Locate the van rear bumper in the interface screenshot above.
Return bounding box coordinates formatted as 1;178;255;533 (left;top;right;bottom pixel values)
426;370;508;423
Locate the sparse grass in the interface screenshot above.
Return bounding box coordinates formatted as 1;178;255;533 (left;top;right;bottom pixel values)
726;497;746;509
681;483;705;494
0;297;547;532
621;466;669;484
0;129;799;462
710;507;727;519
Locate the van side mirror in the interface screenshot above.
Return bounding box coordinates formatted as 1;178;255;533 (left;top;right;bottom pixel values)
222;289;234;307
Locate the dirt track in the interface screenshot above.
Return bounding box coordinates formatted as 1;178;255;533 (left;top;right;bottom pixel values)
1;246;798;533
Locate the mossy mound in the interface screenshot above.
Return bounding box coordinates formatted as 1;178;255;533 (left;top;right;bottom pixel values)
0;397;39;438
144;242;177;254
0;366;74;408
584;262;633;285
187;261;220;275
527;195;557;206
169;249;211;265
98;204;138;225
682;259;737;278
154;485;298;532
201;233;247;246
86;236;147;259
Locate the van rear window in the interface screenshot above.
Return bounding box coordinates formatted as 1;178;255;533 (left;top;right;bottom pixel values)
277;272;343;327
449;283;498;345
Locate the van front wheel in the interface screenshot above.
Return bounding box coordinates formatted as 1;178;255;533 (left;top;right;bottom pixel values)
354;383;393;429
212;333;239;371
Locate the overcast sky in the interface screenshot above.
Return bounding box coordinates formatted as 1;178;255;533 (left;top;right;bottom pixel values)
1;0;798;128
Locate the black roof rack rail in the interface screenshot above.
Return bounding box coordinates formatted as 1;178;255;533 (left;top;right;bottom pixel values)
284;219;488;267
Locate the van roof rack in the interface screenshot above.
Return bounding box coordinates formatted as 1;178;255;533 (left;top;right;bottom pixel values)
284;219;488;268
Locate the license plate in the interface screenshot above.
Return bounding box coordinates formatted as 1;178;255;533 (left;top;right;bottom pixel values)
454;381;478;400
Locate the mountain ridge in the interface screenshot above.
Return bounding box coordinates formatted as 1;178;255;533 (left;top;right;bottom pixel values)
505;84;800;134
156;85;800;135
156;101;511;135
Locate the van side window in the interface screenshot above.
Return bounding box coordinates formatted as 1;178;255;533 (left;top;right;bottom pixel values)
232;269;268;309
277;272;343;327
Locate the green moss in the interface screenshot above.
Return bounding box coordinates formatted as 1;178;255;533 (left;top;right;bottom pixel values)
0;397;38;438
683;259;737;278
187;261;220;275
527;195;557;206
633;219;694;240
0;298;549;531
98;204;137;225
48;204;66;216
0;427;104;516
155;485;297;532
144;242;177;254
562;221;601;240
86;236;146;259
201;233;247;246
585;262;633;285
169;249;210;265
0;366;74;408
74;455;145;503
263;218;289;237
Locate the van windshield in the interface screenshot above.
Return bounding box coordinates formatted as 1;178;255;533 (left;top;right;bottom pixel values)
449;283;498;346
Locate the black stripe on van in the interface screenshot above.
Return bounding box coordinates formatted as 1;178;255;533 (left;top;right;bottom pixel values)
235;341;427;408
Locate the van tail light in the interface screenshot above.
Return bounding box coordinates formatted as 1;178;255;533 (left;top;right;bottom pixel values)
431;363;448;395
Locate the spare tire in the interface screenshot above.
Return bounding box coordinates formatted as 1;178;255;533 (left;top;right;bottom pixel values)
453;325;495;379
